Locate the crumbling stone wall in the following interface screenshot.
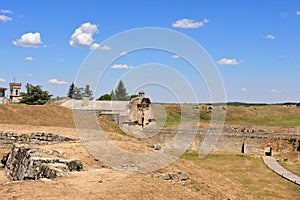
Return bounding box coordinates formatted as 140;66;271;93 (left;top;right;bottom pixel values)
0;131;76;147
1;144;82;181
146;129;300;155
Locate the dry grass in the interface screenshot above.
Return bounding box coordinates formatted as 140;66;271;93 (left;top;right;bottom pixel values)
0;104;75;128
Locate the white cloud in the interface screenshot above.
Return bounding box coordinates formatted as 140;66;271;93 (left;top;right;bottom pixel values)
172;55;180;59
27;74;33;77
69;22;110;51
172;18;209;29
270;89;280;94
0;9;12;14
120;51;127;56
241;88;248;92
296;11;300;15
0;15;12;22
13;32;43;48
25;56;35;61
111;64;133;69
216;58;243;65
47;78;68;85
0;78;6;82
263;34;275;40
90;43;111;50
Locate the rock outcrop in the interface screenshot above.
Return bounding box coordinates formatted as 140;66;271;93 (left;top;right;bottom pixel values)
2;144;82;181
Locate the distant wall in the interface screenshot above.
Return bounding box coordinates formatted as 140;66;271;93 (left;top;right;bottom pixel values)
148;129;300;155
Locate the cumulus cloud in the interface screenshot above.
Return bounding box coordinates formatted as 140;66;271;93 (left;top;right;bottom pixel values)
263;34;275;40
69;22;110;50
0;9;12;14
270;89;280;94
296;11;300;15
172;55;180;59
111;64;133;69
0;15;12;22
241;88;248;92
13;32;43;48
216;58;243;65
0;78;6;82
172;18;209;29
47;78;68;85
25;56;35;61
28;74;33;77
120;51;127;56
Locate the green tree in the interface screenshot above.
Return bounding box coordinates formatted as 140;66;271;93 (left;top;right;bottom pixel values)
19;83;52;105
67;82;75;98
97;94;112;101
110;90;116;100
83;84;93;99
72;87;83;100
114;80;127;101
127;94;138;100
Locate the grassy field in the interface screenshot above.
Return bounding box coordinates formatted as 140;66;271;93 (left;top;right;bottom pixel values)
181;153;300;199
281;162;300;177
156;104;300;127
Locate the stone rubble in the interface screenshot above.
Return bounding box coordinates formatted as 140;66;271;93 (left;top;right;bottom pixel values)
152;171;188;185
0;131;77;147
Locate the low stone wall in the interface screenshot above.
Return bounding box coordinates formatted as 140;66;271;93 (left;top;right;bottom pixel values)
1;144;82;181
0;131;77;147
146;129;300;155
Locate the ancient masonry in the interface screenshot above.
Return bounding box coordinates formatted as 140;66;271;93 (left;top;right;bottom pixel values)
0;131;77;147
1;144;82;181
0;132;81;181
60;91;155;127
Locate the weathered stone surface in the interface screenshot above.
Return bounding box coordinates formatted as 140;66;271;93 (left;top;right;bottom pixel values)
3;144;82;181
0;131;77;147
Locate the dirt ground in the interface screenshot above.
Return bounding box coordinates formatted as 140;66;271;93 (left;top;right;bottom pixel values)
0;123;299;200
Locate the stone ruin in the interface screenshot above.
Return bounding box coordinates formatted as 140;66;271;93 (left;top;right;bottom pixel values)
0;131;77;147
1;144;82;181
0;132;82;181
127;91;155;127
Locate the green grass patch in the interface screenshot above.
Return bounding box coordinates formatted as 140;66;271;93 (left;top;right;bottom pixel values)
181;153;300;199
157;104;300;127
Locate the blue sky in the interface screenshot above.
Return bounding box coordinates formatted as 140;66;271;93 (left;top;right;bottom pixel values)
0;0;299;103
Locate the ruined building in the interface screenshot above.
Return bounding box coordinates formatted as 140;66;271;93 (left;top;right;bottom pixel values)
128;91;154;127
59;91;155;127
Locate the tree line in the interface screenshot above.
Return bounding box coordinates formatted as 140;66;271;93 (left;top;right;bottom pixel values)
16;80;136;105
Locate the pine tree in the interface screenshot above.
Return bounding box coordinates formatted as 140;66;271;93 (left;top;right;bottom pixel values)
67;83;75;98
110;90;116;100
114;80;127;101
84;84;93;99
